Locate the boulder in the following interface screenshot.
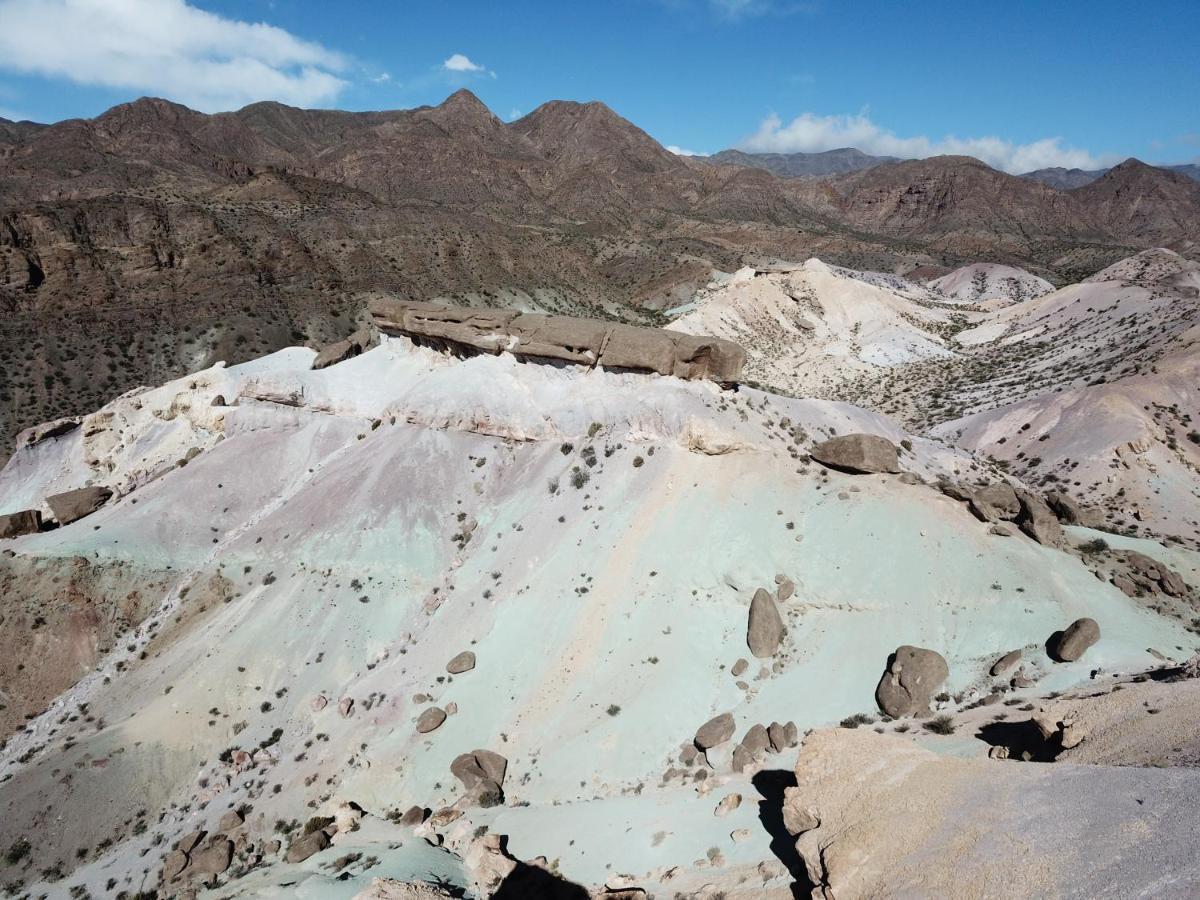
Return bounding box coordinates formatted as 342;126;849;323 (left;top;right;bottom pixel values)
747;588;784;658
990;649;1022;676
1014;490;1065;547
15;417;80;450
161;849;189;881
0;509;41;539
218;809;244;832
46;485;112;525
369;298;745;383
416;707;447;734
190;836;233;875
767;721;788;753
714;793;742;817
1048;618;1100;663
875;646;949;718
399;805;427;826
177;831;206;854
694;713;736;750
1044;490;1084;524
451;749;508;806
809;434;900;475
286;829;330;863
1120;551;1189;598
338;696;355;718
974;483;1021;520
741;723;770;756
776;577;795;601
446;650;476;674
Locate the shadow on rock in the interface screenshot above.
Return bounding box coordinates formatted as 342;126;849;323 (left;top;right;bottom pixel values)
493;862;590;900
976;719;1060;762
752;768;816;898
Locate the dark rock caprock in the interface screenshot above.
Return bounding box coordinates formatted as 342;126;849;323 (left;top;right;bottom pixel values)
370;298;745;383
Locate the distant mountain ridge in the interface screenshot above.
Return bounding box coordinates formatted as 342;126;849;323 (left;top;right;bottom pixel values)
707;147;900;178
708;147;1200;188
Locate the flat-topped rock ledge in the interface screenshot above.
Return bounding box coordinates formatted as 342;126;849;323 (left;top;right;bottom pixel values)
370;298;746;383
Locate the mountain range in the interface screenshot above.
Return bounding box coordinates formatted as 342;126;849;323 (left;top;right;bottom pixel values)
704;147;1200;188
1;89;1199;452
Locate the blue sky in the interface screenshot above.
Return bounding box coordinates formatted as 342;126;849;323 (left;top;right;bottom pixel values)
0;0;1197;172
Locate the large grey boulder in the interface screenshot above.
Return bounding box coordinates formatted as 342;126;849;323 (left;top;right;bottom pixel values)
694;713;736;750
446;650;476;674
0;509;41;539
1048;618;1100;662
809;434;900;475
747;588;784;658
369;298;745;383
46;485;112;525
973;483;1021;521
875;646;949;717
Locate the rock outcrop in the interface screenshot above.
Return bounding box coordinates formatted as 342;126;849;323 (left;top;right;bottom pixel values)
370;299;745;383
809;434;900;474
875;645;949;717
312;325;376;370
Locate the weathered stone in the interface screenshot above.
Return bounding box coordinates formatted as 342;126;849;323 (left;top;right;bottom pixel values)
312;326;375;370
190;836;234;875
776;577;795;601
416;707;447;734
451;750;508;806
714;793;742;817
161;849;189;881
991;649;1022;676
975;483;1021;520
46;485;112;525
399;805;427;826
1048;618;1100;663
338;696;355;718
15;417;80;450
1014;490;1065;547
310;694;328;712
177;830;205;854
875;645;949;717
767;721;788;753
783;721;799;747
809;434;900;475
446;651;476;674
429;807;463;828
218;809;244;832
694;712;736;750
731;743;756;773
286;829;330;863
0;509;41;539
988;523;1014;537
370;299;745;383
1120;550;1188;597
1044;490;1084;524
731;658;749;677
747;587;784;658
782;787;820;836
741;723;770;756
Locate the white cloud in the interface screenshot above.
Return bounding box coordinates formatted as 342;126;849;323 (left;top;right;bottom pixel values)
739;110;1115;173
0;0;349;111
370;72;392;84
444;53;484;73
507;108;523;121
667;145;708;157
